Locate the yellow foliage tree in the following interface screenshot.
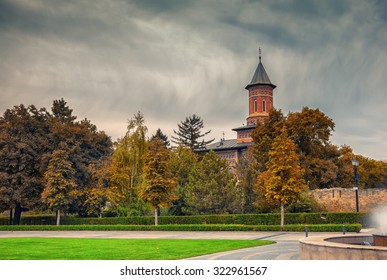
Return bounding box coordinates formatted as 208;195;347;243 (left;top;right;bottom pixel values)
257;131;307;227
141;137;177;225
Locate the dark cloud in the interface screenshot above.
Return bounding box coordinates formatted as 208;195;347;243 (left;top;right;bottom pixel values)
0;0;386;159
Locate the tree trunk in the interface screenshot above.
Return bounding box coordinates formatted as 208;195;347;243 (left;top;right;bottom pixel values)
154;207;158;226
9;208;13;225
13;202;22;225
56;209;61;226
280;202;284;229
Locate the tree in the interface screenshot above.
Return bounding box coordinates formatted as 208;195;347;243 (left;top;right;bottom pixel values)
235;148;259;213
285;107;338;189
171;114;214;150
151;128;170;147
109;111;148;216
251;108;285;172
41;149;77;225
140;137;177;225
51;98;77;124
82;156;112;217
257;131;307;227
184;151;242;214
48;99;112;216
0;104;51;224
168;145;198;215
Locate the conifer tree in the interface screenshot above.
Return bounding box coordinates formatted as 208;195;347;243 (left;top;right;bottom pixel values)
151;128;170;147
171;114;214;150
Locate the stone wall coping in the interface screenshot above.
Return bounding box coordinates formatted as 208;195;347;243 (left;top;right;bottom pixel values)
300;235;387;251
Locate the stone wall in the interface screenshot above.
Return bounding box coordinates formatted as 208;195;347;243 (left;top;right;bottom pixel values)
311;188;387;212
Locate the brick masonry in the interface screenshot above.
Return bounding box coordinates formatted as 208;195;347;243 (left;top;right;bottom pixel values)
311;188;387;212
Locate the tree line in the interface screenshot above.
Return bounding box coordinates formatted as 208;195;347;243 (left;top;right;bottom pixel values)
1;100;386;226
237;107;387;225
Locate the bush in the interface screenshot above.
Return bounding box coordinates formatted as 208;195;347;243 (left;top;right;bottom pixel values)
0;223;362;232
0;212;368;226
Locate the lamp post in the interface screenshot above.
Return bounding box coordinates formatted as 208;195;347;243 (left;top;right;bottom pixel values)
351;158;359;212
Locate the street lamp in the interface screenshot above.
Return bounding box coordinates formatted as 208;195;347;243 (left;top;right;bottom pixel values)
351;158;359;212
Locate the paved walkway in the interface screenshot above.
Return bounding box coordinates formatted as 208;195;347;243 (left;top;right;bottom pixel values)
0;230;372;260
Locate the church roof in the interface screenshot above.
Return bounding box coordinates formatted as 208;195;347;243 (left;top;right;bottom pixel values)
245;55;276;90
232;124;256;131
204;139;251;152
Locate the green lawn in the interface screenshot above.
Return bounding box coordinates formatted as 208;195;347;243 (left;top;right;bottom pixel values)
0;238;274;260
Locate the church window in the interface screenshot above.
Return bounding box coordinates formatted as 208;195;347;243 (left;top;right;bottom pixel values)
262;100;266;112
254;100;258;112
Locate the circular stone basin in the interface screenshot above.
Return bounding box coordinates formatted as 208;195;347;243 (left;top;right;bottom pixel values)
373;234;387;247
300;235;387;260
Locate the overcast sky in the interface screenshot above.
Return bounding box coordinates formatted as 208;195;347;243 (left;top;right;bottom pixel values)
0;0;386;160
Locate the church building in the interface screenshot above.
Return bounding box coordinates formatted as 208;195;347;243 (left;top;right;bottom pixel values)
205;51;276;167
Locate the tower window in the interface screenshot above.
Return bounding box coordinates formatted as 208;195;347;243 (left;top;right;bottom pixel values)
254;100;258;112
262;100;266;112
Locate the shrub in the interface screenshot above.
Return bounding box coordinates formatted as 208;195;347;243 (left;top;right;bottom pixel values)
0;212;368;226
0;223;362;232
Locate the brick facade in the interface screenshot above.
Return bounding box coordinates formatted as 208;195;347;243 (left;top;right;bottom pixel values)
311;188;387;212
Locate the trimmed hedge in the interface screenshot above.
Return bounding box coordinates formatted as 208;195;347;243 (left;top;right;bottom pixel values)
0;212;369;226
0;223;362;232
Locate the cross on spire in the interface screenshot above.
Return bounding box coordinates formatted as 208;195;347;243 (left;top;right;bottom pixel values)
259;47;261;63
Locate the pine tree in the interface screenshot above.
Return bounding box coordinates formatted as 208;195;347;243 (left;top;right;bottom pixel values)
171;114;214;150
42;149;77;225
151;128;170;147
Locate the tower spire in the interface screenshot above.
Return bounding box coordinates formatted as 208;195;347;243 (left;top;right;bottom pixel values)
259;47;261;63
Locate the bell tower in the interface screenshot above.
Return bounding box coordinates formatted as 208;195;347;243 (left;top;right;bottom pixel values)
245;49;276;125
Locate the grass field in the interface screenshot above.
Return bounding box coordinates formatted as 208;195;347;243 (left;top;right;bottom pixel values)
0;238;274;260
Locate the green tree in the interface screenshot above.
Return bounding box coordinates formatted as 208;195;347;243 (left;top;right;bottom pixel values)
171;114;214;150
141;137;177;225
184;151;242;214
151;128;170;147
41;149;77;225
168;145;198;215
257;131;307;227
235;148;259;213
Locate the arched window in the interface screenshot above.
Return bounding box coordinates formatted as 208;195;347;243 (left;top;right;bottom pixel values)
262;100;266;112
254;100;258;112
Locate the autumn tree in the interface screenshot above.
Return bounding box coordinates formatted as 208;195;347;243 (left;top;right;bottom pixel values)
109;112;148;216
171;114;214;150
184;151;243;214
285;107;337;189
251;108;285;172
48;99;112;216
257;131;307;227
82;156;112;217
0;105;51;224
42;149;77;225
140;137;177;225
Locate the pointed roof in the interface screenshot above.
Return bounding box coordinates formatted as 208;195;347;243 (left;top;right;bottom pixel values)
245;52;276;89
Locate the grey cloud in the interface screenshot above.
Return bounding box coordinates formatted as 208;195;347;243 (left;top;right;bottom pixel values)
0;0;386;159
